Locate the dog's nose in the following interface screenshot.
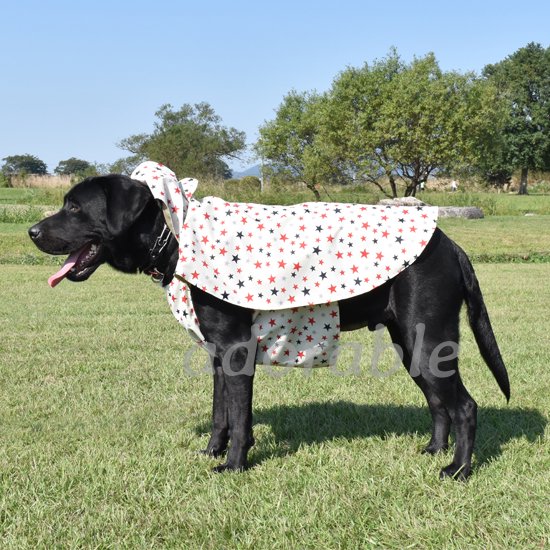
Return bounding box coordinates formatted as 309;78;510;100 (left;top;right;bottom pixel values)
28;225;42;240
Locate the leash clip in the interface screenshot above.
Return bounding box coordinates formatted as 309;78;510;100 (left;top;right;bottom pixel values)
150;224;171;261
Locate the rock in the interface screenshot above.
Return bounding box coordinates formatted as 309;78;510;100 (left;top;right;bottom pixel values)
378;197;427;207
437;206;484;219
377;198;484;219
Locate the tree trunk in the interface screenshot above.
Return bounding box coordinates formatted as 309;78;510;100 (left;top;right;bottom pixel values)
389;174;398;198
306;181;322;200
518;167;529;195
404;182;417;197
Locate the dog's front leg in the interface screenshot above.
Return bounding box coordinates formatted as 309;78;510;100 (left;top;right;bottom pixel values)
203;360;229;457
189;287;256;472
212;342;255;473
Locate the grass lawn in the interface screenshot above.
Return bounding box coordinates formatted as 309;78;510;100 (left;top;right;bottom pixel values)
0;264;548;548
2;215;549;266
438;215;550;261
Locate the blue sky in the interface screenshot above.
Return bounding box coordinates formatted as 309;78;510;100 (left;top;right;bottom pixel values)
1;0;549;174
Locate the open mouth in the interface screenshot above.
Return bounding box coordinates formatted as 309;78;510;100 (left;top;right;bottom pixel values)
48;242;103;287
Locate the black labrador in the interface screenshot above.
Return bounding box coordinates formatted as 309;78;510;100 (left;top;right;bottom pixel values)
28;174;510;480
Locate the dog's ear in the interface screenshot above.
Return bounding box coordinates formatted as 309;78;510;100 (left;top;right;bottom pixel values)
99;175;153;237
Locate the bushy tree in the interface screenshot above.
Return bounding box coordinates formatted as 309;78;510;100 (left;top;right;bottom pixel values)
256;50;505;198
117;103;246;179
54;157;93;176
1;154;48;176
256;91;333;199
483;42;550;194
323;51;505;196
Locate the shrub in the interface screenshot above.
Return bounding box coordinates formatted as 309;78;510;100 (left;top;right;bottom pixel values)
224;176;262;193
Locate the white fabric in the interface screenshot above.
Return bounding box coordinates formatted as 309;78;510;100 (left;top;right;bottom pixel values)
131;161;438;368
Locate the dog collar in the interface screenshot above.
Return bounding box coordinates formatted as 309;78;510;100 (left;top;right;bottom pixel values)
143;223;172;284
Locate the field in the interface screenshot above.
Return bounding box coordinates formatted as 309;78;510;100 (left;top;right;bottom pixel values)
0;188;549;548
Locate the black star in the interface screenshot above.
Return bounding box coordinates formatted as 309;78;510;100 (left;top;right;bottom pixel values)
232;254;240;263
324;324;332;331
302;287;310;295
355;278;362;285
316;225;323;232
395;236;403;243
271;288;279;295
320;271;327;279
222;292;229;300
312;246;321;255
236;231;244;239
237;280;245;288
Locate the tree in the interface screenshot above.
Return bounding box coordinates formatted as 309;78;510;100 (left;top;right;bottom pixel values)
1;154;48;176
323;51;505;196
54;157;93;176
483;42;550;194
256;91;337;199
117;103;246;179
257;50;505;198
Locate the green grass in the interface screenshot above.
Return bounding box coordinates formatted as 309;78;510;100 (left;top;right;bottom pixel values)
0;264;548;548
2;215;549;266
2;186;549;214
0;187;67;206
438;216;550;262
422;191;550;216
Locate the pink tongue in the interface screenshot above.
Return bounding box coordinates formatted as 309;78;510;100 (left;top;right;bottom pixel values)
48;247;86;288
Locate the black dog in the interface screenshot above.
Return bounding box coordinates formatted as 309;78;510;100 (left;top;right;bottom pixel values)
28;174;510;480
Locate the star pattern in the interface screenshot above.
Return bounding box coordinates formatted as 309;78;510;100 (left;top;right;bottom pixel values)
132;161;439;368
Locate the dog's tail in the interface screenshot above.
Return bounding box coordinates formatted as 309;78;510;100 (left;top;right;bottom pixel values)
455;242;510;401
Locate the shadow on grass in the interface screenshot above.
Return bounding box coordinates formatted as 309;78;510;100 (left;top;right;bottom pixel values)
196;401;546;469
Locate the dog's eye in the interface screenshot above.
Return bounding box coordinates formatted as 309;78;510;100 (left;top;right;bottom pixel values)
68;203;80;213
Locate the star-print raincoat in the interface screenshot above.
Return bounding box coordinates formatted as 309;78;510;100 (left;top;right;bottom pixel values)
131;161;438;368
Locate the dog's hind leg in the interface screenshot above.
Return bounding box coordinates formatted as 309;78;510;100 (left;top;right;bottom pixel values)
387;324;451;455
387;319;478;480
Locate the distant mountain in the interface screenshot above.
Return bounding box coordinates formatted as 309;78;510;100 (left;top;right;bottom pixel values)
231;164;261;178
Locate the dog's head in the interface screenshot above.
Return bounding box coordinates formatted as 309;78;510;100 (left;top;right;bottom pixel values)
29;174;158;286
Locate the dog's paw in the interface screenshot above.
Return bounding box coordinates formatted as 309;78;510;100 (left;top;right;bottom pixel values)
421;442;449;455
212;462;247;473
199;446;227;458
439;462;471;481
